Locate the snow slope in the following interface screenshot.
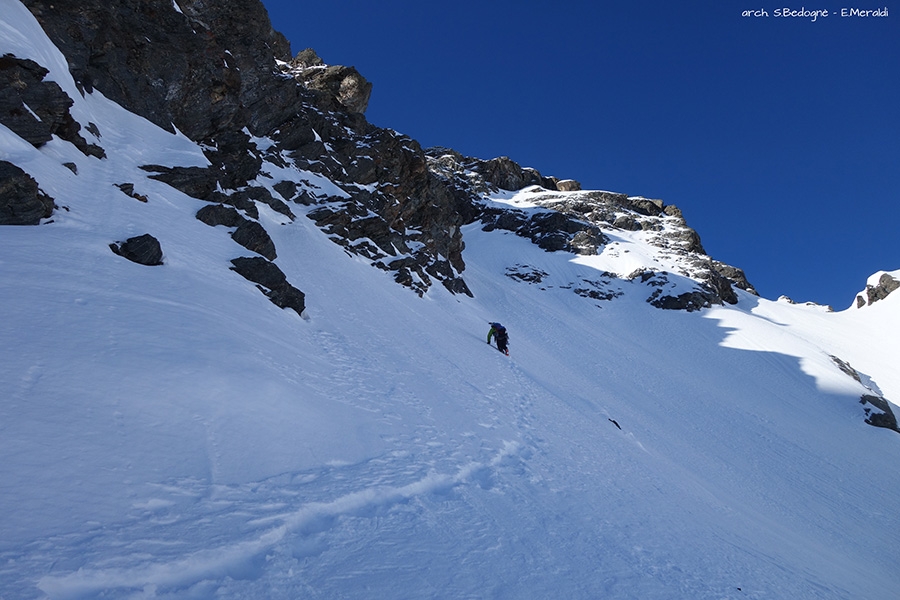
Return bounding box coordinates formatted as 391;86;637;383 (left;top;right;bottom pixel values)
2;3;899;598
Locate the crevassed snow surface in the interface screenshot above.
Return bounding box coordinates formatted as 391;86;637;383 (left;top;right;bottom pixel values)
2;4;899;598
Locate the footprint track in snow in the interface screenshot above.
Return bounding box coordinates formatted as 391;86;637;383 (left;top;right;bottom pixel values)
31;442;528;599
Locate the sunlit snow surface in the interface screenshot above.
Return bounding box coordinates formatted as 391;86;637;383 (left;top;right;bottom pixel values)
2;2;899;598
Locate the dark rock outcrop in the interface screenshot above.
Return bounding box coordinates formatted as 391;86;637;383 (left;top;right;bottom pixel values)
633;270;720;312
472;156;545;192
110;234;164;266
20;0;295;142
196;204;244;228
230;256;305;316
857;273;900;307
650;289;718;312
0;54;104;158
427;148;562;193
231;220;277;260
141;165;219;201
114;183;148;203
860;395;900;433
0;161;56;225
196;204;277;260
480;204;606;255
302;131;472;297
288;48;372;114
231;186;294;220
830;356;898;434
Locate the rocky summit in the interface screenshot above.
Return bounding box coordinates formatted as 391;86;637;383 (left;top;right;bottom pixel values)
2;0;753;310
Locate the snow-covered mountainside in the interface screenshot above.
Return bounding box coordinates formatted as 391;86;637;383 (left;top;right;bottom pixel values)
2;1;899;598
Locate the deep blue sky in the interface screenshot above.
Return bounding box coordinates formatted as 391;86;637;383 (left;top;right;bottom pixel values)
262;0;898;308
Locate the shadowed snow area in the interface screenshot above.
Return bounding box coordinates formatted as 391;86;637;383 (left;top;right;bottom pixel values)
1;2;899;598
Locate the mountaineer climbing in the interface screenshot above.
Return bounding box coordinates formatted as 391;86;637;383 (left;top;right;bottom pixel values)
487;322;509;355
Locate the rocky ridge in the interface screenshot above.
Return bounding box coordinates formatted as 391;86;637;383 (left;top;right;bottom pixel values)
426;147;755;311
1;0;756;313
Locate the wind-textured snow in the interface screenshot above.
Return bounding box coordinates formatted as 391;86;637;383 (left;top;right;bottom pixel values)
1;2;899;598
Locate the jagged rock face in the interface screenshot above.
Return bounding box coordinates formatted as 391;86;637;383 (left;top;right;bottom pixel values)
19;0;470;298
20;0;296;141
0;161;55;225
302;131;472;296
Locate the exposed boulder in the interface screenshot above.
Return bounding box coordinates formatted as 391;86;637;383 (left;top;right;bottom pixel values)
0;161;56;225
142;165;265;219
109;234;164;266
230;256;305;316
143;132;267;202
